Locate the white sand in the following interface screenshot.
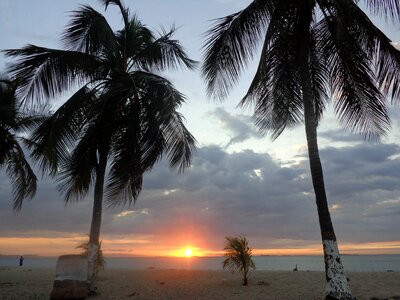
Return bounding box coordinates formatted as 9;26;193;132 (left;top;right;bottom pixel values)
1;267;399;299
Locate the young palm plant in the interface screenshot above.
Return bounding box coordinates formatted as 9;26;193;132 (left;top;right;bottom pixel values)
0;76;45;210
5;0;196;292
202;1;400;299
222;236;255;286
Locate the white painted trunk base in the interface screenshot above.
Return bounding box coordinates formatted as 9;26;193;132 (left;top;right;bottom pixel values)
323;239;353;299
87;243;99;293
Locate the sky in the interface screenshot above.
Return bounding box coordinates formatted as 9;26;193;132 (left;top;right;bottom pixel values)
0;0;400;257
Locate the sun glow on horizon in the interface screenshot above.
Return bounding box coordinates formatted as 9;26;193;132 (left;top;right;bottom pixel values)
184;248;193;257
1;237;400;257
167;246;204;257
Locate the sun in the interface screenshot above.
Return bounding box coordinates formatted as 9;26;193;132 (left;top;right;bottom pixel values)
184;248;193;257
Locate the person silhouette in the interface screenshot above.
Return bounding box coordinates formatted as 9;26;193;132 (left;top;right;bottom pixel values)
19;256;24;266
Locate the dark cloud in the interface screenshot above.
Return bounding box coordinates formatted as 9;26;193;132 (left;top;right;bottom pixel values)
319;129;364;143
2;141;399;253
298;143;400;242
211;107;258;148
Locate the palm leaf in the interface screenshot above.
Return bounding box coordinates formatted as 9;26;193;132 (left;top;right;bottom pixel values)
62;5;118;55
104;72;196;206
240;1;304;140
57;123;101;202
202;0;276;100
335;0;400;102
29;86;96;174
4;46;102;103
99;0;130;39
319;5;390;139
4;142;37;210
136;26;197;72
360;0;400;22
0;76;39;210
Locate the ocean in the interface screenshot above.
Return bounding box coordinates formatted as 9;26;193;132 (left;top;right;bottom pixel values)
1;255;399;272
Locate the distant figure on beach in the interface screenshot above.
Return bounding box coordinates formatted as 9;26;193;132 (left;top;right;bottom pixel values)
19;256;24;266
293;264;298;271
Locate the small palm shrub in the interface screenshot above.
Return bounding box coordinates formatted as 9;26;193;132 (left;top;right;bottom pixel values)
222;236;255;286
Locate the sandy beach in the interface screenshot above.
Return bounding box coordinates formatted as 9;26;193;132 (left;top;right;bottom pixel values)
0;267;399;300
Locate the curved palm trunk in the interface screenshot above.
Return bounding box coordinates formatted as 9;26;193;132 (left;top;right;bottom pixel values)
87;149;107;294
302;72;352;300
298;4;353;300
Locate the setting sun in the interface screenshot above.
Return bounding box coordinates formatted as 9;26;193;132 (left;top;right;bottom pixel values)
184;248;193;257
168;246;204;257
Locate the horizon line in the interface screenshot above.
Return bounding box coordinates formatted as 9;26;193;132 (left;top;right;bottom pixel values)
2;253;399;258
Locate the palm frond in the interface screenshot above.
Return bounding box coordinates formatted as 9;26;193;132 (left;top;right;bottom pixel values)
4;46;102;103
202;0;276;100
14;106;50;133
116;15;152;63
320;5;390;139
0;76;13;93
240;2;304;140
310;24;330;124
62;5;118;55
0;78;18;129
57;124;100;203
104;71;196;206
136;26;197;72
0;76;38;211
139;73;196;171
29;86;96;174
164;112;196;172
105;90;144;206
4;142;37;210
98;0;129;29
0;128;13;161
106;132;144;207
335;0;400;103
360;0;400;22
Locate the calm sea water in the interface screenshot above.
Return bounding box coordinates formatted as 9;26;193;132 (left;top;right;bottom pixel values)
1;255;399;272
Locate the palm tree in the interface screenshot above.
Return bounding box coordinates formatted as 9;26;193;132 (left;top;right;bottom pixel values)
202;1;400;299
222;236;255;286
0;76;44;210
5;0;196;293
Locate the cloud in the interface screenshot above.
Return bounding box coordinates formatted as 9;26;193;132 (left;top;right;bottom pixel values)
319;129;364;143
211;107;258;148
1;141;400;254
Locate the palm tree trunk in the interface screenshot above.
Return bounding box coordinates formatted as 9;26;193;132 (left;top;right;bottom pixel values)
87;149;107;294
243;264;248;286
298;3;353;300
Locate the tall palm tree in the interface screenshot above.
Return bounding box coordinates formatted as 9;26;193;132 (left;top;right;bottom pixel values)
5;0;196;292
0;76;44;210
202;1;400;299
222;236;255;286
